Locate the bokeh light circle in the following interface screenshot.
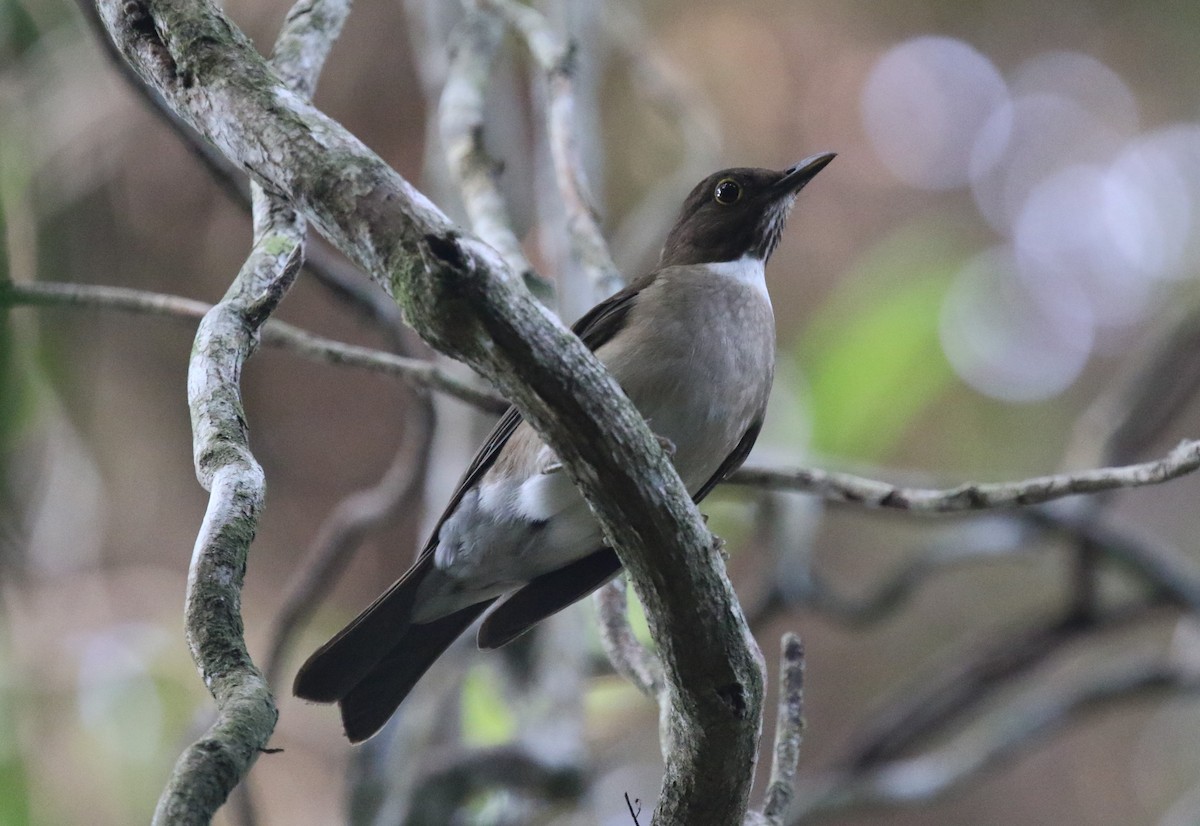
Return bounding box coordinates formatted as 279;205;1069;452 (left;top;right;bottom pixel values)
862;36;1008;190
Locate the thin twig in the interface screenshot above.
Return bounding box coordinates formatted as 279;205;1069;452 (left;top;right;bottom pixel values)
729;440;1200;511
0;281;506;413
17;277;1200;519
760;634;806;825
594;577;665;698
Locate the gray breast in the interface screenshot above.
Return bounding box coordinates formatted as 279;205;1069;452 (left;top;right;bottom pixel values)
596;263;776;491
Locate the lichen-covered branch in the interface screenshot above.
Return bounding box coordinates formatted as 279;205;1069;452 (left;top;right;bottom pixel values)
729;439;1200;511
97;1;765;822
150;1;350;821
0;281;506;412
159;206;302;824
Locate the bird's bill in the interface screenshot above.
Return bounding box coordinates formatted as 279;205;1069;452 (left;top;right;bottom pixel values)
776;151;837;195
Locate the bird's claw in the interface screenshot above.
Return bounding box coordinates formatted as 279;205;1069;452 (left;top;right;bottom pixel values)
656;434;677;458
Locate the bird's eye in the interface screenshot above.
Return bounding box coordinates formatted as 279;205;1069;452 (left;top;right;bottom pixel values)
714;178;742;205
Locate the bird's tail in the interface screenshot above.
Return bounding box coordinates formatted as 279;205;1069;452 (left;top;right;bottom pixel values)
292;554;495;742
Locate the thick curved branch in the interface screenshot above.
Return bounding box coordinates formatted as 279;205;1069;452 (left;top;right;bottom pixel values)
98;2;765;822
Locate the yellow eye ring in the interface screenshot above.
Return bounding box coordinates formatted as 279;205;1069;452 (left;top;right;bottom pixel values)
713;178;742;205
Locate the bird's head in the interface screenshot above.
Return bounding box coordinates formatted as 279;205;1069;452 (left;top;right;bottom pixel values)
660;152;835;268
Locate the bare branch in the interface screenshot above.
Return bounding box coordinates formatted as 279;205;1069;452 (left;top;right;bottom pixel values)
798;527;1040;627
760;634;806;825
0;281;507;413
603;2;722;270
402;745;586;826
594;577;665;699
97;2;765;822
439;9;540;286
731;439;1200;511
1028;504;1200;616
487;0;624;305
150;1;349;820
1070;306;1200;468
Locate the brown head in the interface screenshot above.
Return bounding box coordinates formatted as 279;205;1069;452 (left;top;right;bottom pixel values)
659;152;835;268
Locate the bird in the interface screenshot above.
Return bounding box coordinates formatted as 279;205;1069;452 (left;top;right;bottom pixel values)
293;152;836;742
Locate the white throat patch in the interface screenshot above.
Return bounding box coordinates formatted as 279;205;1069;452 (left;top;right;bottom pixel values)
705;255;770;306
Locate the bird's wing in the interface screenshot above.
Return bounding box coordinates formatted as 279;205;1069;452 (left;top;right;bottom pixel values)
421;275;648;562
294;280;648;706
692;417;763;502
477;417;767;648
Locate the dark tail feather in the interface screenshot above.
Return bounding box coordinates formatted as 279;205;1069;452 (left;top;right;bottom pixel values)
477;548;621;649
339;602;492;742
293;554;437;704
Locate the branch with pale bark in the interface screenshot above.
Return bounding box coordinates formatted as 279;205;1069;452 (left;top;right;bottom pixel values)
133;0;350;821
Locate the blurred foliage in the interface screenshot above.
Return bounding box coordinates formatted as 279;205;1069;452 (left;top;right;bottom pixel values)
461;663;517;747
0;635;31;826
798;220;966;460
0;0;37;69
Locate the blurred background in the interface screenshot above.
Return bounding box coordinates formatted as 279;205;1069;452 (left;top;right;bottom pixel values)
5;0;1200;823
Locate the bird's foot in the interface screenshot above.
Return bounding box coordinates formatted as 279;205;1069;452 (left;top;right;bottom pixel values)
656;434;677;458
